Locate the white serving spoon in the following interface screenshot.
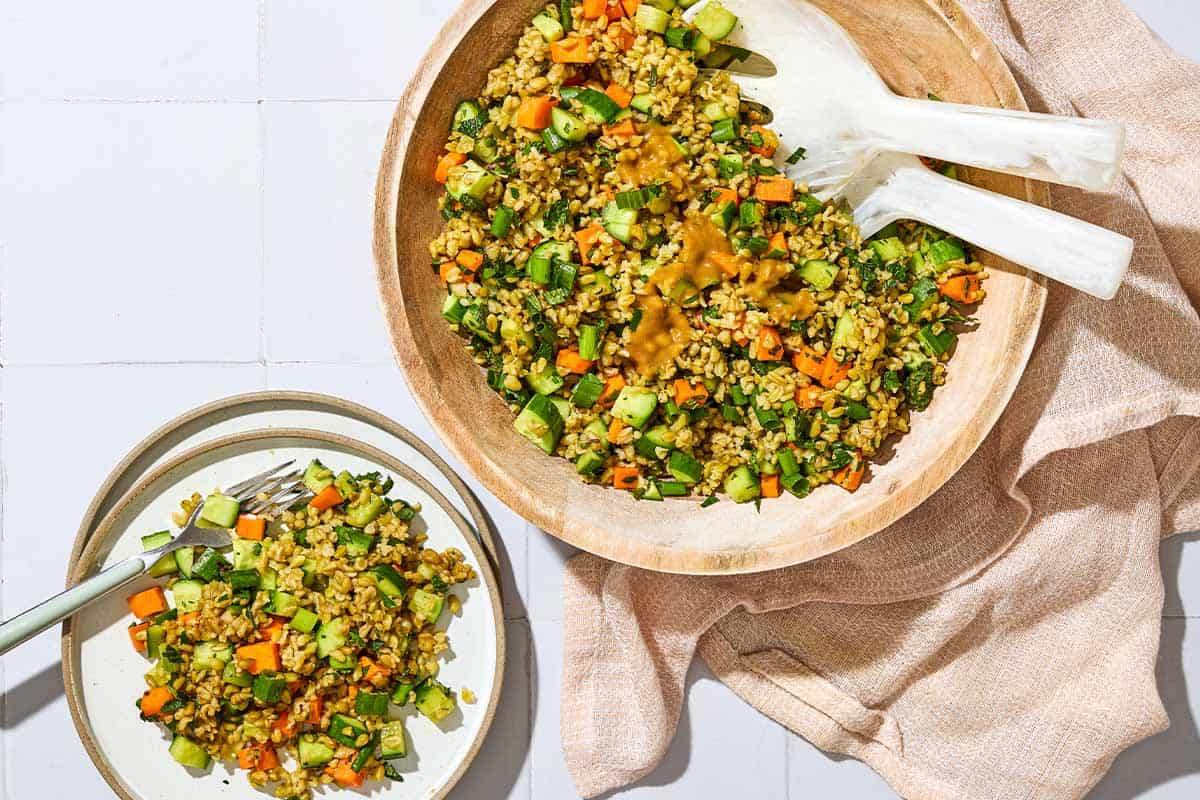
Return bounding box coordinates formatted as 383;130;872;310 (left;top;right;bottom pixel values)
683;0;1125;194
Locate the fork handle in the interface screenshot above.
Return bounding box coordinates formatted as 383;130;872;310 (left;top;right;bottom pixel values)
853;162;1133;299
0;556;146;656
874;96;1125;192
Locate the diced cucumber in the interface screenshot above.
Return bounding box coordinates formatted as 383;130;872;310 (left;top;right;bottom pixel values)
641;480;664;501
717;153;744;179
145;624;166;659
549;392;571;423
252;673;286;704
528;240;572;285
630;93;654;114
232;538;262;571
346;494;385;527
918;324;957;357
414;680;457;723
328;713;368;747
602;201;637;244
799;259;838;291
514;394;565;454
370;564;408;601
708;198;737;231
576;450;605;476
460;302;496;344
168;735;211;770
409;588;445;622
694;1;738;40
173;547;195;580
612;386;658;429
644;424;674;449
473;135;499;164
870;236;906;262
904;277;939;320
578;324;601;361
145;659;176;688
333;470;357;501
668;450;703;484
260;567;277;591
141;530;172;551
571;372;605;408
644;0;678;9
585;270;613;294
658;480;689;496
223;660;254;688
447;159;497;200
380;720;408;759
290;607;320;634
634;433;665;461
527;365;565;396
550;107;588;143
315;617;348;659
193;641;233;671
635;3;670;33
442;294;468;325
147;551;179;578
171;579;203;613
724;465;761;503
576;88;621;124
739;199;763;228
452;100;487;137
336;525;376;557
928;238;966;268
531;11;564;42
391;679;416;706
585;417;610;448
298;735;335;768
303;459;335;494
831;312;860;353
191;547;226;582
355;691;389;717
268;590;300;618
200;492;239;528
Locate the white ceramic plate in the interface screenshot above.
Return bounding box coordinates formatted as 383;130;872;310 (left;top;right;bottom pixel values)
63;428;504;800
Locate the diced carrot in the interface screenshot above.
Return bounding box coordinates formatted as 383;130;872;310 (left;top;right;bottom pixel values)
599;374;626;405
556;348;595;374
179;611;200;625
795;385;823;409
551;36;595;64
308;696;324;725
832;460;865;492
438;260;456;286
272;710;296;737
939;274;983;304
713;187;740;208
712;251;741;278
139;686;173;717
605;82;633;109
326;760;366;789
582;0;607;18
621;0;641;15
760;474;781;498
612;465;640;490
673;379;709;407
128;622;150;652
756;326;784;361
607;417;626;444
754;176;795;203
767;231;788;256
348;685;359;700
235;514;265;541
238;747;259;770
287;680;303;693
259;619;285;643
605;0;626;20
236;641;281;675
819;352;852;389
748;124;779;157
604;118;637;137
257;746;280;771
308;485;343;511
608;23;636;51
360;656;392;686
792;347;825;379
127;587;168;620
456;250;484;274
575;222;605;266
516;95;554;130
434;151;467;184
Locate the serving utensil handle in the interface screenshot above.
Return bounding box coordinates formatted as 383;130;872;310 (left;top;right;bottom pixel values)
851;159;1133;299
0;557;146;655
877;96;1125;192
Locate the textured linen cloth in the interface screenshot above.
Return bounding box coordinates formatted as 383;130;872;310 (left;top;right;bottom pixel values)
560;1;1200;797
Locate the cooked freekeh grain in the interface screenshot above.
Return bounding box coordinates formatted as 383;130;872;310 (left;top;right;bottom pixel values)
129;461;474;798
429;0;986;503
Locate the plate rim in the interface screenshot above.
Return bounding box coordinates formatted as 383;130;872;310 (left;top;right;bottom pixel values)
61;426;506;800
371;0;1049;574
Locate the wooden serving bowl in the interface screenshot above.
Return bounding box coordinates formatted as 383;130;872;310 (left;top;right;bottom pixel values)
374;0;1046;574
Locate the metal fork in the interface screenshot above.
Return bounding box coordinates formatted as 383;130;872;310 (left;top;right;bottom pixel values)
0;461;308;656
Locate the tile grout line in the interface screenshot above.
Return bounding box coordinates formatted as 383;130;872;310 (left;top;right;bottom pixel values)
0;97;398;105
0;367;8;796
256;0;268;369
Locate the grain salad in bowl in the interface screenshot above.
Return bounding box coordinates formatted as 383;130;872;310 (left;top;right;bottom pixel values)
429;0;986;504
124;459;474;798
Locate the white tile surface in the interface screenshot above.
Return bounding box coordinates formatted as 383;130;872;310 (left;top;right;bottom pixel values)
261;0;457;100
1;2;1198;800
0;1;259;100
261;101;397;364
0;103;261;364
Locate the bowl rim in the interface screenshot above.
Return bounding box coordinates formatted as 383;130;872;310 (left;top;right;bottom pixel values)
61;426;505;800
372;0;1048;574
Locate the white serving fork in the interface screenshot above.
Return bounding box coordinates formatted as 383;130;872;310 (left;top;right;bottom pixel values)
683;0;1134;299
0;461;309;655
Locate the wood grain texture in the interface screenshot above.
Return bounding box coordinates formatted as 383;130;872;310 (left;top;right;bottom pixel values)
373;0;1048;575
61;425;505;800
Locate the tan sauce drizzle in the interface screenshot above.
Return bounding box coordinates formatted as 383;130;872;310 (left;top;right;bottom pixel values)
617;124;688;189
742;258;817;325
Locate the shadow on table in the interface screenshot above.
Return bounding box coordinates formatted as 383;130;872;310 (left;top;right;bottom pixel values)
1086;531;1199;800
0;659;65;729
